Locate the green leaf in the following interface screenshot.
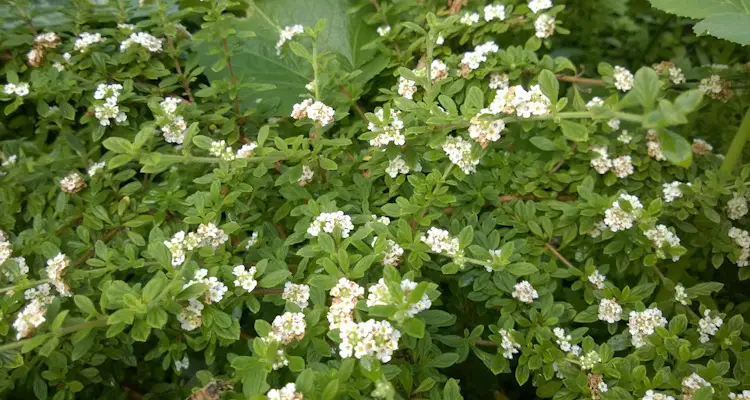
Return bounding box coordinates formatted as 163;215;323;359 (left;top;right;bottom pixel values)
685;282;724;296
146;308;168;329
258;269;291;288
692;386;714;400
649;0;750;45
74;295;97;315
655;129;692;167
694;13;750;45
321;378;340;400
537;70;559;104
142;272;167;303
559;121;589;142
505;262;538;276
464;86;484;111
530;136;557;151
102;137;134;154
629;67;661;111
319;157;338;170
443;379;463;400
130;319;151;342
428;353;460;368
107;309;135;325
404;318;425;338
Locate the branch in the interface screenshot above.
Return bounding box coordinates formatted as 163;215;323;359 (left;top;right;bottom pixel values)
0;318;108;352
254;288;284;295
339;87;367;122
472;339;498;347
551;144;577;173
544;243;575;269
166;35;194;103
556;74;606;86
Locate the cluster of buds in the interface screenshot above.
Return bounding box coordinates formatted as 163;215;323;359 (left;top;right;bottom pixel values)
338;319;401;363
276;25;304;55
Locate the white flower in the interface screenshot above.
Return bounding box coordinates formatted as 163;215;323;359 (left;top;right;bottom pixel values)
52;62;64;72
298;165;314;186
366;278;431;317
553;327;572;352
699;75;722;95
681;373;712;394
1;154;17;167
442;136;479;174
641;390;675;400
368;108;405;148
74;32;104;52
528;0;553;13
338;319;401;363
589;221;608;238
420;227;460;256
534;14;555;38
511;85;551;118
729;227;750;267
598;382;608;393
0;236;11;267
13;289;52;340
484;4;506;21
598;298;622;323
4;256;28;282
276;25;304;54
34;32;60;48
499;329;521;359
692;138;713;155
377;25;391;37
245;231;259;248
177;298;204;331
588;270;606;290
590;146;612;175
46;253;72;296
174;356;189;372
460;12;480;25
669;66;685;84
87;161;106;177
290;99;335;126
586;97;604;109
489;73;509;90
512;280;538;304
729;391;750;400
431;59;449;82
307;211;354;238
4;82;30;97
266;312;306;344
282;282;310;309
647;140;666;161
117;23;136;31
327;278;364;330
613;66;634;91
267;383;303;400
617;130;632;144
628;307;667;348
164;231;186;266
160;114;188;144
662;181;688;202
727;192;748;220
196;223;229;248
63;52;71;61
233;265;258;293
603;194;643;232
674;284;688;305
644;224;681;260
382;240;404;266
579;351;601;370
607;118;620;131
697;310;723;343
120;32;162;53
468;115;505;147
209;140;234;161
385;155;410;178
184;269;227;304
611;155;634;179
436;34;444;45
397;77;417;99
236;142;258;159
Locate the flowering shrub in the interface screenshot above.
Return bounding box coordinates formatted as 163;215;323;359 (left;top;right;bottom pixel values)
1;0;750;399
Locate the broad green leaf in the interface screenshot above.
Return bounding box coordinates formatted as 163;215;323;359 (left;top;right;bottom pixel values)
559;121;588;142
656;129;692;167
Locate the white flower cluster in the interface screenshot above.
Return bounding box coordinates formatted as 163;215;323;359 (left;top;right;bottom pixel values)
674;284;688;305
669;66;685;84
611;155;634;178
0;230;11;267
376;239;404;266
498;329;521;359
692;138;713;155
118;23;136;32
174;355;189;372
376;25;391;37
699;75;722;95
366;278;432;317
729;391;750;400
236;143;258;159
534;14;555;38
282;282;310;309
607;118;620;131
177;298;204;331
120;32;163;53
93;83;127;127
276;25;304;55
468;115;505;148
3;257;28;282
60;171;86;193
13;284;54;340
386;156;410;177
528;0;553;13
421;227;460;256
681;373;712;394
644;224;681;261
270;349;290;370
586;97;604;109
28;32;60;66
627;307;667;348
267;383;303;400
552;327;573;352
603;194;643;232
460;12;480;25
598;298;622;323
489;72;509;90
431;59;449;82
46;253;72;296
327;278;364;329
613;66;634;91
589;146;633;178
460;41;499;71
266;312;306;344
486;84;552;118
729;227;750;266
298;165;314;186
184;268;228;304
368;108;405;148
697;310;723;343
338;319;401;363
588;270;605;290
3;82;30;97
618;130;632;143
727;192;749;220
397;77;417;99
512;280;538;304
291;99;335;126
579;351;601;370
442;136;479;174
641;390;675;400
74;32;104;52
662;181;689;202
163;223;229;266
307;211;354;238
1;154;17;168
209;140;235;161
158;97;188;144
483;4;506;21
483;249;503;272
87;161;106;177
232;265;258;293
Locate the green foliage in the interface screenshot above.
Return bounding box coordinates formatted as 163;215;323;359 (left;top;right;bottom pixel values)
0;0;749;399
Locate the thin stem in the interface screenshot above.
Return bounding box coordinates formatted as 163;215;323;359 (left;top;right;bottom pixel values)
472;339;497;347
221;38;245;141
556;75;606;86
311;42;320;100
166;35;194;103
0;318;107;352
721;106;750;174
254;288;284;295
0;279;50;294
544;243;574;269
424;30;435;96
156;154;221;164
339;87;367;122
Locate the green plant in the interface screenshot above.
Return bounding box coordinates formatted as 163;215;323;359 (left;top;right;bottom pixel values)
0;0;750;399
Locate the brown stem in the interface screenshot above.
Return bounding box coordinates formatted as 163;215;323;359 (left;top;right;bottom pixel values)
166;35;194;103
556;74;606;86
275;224;288;239
222;38;246;142
551;144;577;173
544;243;574;269
472;339;498;347
448;0;468;14
339;87;367;122
254;288;284;295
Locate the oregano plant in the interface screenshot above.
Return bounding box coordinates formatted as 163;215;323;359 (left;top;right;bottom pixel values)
0;0;749;400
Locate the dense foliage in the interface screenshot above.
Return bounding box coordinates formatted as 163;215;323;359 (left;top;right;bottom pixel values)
1;0;750;399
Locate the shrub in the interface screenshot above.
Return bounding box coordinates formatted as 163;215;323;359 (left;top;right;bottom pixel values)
0;0;749;399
